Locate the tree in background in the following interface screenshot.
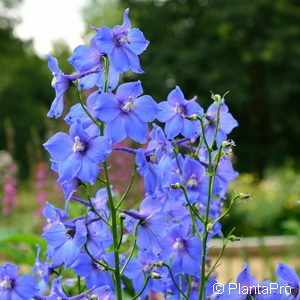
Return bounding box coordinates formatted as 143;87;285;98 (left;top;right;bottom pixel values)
82;0;300;175
0;0;53;177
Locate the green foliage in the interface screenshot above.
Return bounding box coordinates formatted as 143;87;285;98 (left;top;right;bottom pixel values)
223;161;300;236
0;231;46;265
0;7;52;177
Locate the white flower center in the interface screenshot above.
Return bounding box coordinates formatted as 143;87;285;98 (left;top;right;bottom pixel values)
72;136;85;153
0;276;12;288
122;101;134;113
172;238;184;249
186;174;198;188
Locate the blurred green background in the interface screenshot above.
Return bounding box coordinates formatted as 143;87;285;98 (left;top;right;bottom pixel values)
0;0;300;260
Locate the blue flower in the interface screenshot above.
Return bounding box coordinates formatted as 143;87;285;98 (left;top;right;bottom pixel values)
32;244;51;295
94;81;158;144
95;8;149;74
0;263;38;300
160;223;202;276
68;37;119;91
72;253;113;290
124;251;167;297
203;99;238;146
136;148;159;195
122;196;168;254
43;201;67;223
42;219;87;268
157;86;203;139
43;121;111;184
168;157;208;204
147;124;174;154
50;160;80;201
214;155;239;198
46;55;71;119
214;263;257;299
276;263;300;299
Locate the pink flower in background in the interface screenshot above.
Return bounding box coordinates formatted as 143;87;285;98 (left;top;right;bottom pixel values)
2;163;18;215
34;162;49;215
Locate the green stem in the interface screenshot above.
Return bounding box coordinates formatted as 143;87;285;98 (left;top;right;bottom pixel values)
76;87;102;128
211;194;240;225
84;183;111;227
84;244;114;272
77;275;81;293
103;161;123;300
117;217;124;250
120;222;139;275
181;186;204;223
163;264;189;300
206;228;235;278
198;101;223;300
131;276;151;300
116;165;136;209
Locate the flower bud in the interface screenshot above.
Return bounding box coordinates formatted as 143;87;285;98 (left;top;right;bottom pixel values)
150;272;162;279
119;213;126;220
238;193;251;200
211;93;221;102
153;261;164;268
221;140;236;148
228;235;240;242
184;114;198;121
170;183;181;189
207;223;214;232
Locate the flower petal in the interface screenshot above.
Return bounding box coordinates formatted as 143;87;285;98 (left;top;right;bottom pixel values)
134;95;158;122
157;101;176;122
128;28;149;55
165;116;183;139
95;26;115;54
77;156;99;184
86;136;112;164
43;132;73;161
117;81;143;100
58;153;82;183
124;114;148;144
105;116;126;143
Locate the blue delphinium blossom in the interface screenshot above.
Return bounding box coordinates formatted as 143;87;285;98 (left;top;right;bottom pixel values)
42;219;87;268
168;157;208;204
94;81;158;144
275;263;300;299
125;251;167;297
214;154;239;198
157;86;204;139
41;276;91;299
95;8;149;74
0;263;39;299
50;160;80;201
122;196;168;253
43;201;67;223
92;285;116;300
147;123;174;154
203;99;238;146
43;120;111;184
32;244;51;295
68;37;119;91
160;223;202;276
86;211;112;257
72;253;113;290
214;263;258;299
46;55;71;119
136;148;159;195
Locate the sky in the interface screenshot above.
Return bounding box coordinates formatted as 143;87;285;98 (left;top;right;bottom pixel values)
14;0;86;56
